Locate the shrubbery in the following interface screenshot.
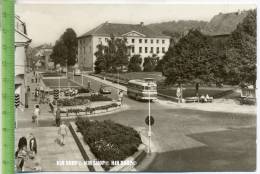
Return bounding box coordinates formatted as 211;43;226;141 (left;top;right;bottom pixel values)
77;88;90;93
76;118;142;171
58;94;112;106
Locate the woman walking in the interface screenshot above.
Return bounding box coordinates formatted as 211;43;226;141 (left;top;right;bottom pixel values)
58;121;68;145
33;104;40;127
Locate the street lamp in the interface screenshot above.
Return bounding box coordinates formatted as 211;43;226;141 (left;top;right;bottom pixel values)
148;82;152;154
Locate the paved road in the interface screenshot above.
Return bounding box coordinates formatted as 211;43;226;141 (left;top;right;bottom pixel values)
19;72;256;172
68;73;256;172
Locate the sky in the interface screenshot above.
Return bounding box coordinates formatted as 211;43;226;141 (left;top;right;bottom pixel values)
15;3;256;46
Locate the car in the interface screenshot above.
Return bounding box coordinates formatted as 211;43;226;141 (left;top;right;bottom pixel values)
99;85;111;94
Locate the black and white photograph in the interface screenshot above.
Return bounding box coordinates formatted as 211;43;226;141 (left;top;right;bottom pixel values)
14;2;256;172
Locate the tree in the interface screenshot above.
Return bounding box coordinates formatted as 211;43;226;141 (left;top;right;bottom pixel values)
143;54;159;72
94;44;107;73
94;35;130;73
51;40;68;66
50;28;77;66
226;9;256;87
128;55;142;72
161;29;213;94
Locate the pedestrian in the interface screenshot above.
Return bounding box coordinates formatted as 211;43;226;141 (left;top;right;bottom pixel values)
87;80;91;90
58;121;68;145
55;106;61;127
29;133;37;155
118;90;124;105
15;137;28;172
176;86;182;103
33;104;40;127
27;86;31;99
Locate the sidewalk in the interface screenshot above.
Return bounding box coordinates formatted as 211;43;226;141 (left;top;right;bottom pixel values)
15;72;89;172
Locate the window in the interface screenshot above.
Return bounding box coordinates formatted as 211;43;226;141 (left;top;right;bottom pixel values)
150;47;154;53
139;39;142;43
132;39;135;43
145;39;148;43
151;39;153;44
162;40;165;44
145;47;148;53
156;39;159;44
132;47;135;53
162;47;165;53
157;47;160;53
105;38;108;42
98;38;102;44
139;47;142;53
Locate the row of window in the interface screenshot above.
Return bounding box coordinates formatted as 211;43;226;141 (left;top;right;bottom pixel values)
132;38;165;44
132;47;166;54
79;38;167;45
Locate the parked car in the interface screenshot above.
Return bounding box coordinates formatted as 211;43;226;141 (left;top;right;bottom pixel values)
99;85;112;94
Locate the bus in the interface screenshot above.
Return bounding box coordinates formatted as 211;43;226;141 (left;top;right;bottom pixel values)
127;78;157;101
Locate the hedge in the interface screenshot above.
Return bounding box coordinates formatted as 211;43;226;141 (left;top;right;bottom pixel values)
76;118;142;171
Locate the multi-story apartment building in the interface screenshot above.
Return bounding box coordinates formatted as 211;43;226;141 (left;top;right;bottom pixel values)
77;22;170;71
15;15;31;107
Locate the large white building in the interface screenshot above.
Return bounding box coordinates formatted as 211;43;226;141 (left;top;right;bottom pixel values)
15;16;31;106
77;22;170;71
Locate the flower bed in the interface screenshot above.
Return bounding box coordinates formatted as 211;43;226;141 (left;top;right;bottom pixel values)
57;94;112;106
60;103;119;115
76;118;142;171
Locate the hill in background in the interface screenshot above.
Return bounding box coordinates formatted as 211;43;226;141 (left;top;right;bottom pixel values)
146;10;250;37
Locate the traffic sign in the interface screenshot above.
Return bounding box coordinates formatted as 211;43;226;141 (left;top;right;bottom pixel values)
145;116;155;126
15;94;20;108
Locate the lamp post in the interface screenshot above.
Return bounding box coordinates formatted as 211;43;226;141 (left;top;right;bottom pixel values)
81;72;84;86
148;83;152;154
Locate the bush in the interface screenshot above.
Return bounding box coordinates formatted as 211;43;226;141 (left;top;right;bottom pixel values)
78;88;90;93
76;118;142;171
58;94;112;106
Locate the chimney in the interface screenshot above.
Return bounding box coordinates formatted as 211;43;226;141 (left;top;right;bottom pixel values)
140;22;144;27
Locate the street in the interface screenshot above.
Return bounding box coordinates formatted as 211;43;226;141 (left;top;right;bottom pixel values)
69;74;256;171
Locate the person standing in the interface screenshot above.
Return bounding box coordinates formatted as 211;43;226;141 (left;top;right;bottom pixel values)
118;90;124;105
58;121;68;145
55;106;61;127
29;133;37;155
176;86;182;103
33;104;40;127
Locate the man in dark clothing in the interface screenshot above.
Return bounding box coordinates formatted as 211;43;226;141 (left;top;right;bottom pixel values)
56;106;61;127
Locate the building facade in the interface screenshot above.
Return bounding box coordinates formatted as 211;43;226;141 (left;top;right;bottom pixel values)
77;22;170;71
15;16;31;106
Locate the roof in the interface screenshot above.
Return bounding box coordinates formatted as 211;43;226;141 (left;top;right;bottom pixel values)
78;22;170;39
128;79;156;86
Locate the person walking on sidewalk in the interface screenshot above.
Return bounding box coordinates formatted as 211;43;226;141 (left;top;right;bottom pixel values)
55;106;61;127
33;104;40;127
58;121;68;145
